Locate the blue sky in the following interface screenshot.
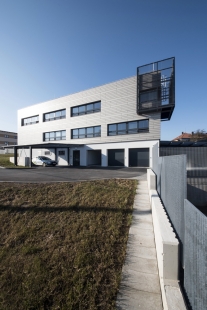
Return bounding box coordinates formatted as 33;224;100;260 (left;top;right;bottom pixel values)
0;0;206;140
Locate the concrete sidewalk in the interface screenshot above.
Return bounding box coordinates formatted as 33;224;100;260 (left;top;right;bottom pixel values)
116;180;163;309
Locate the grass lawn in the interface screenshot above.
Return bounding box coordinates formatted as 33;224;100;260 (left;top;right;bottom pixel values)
0;179;137;309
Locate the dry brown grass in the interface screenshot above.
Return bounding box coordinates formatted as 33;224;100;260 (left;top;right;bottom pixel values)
0;179;137;309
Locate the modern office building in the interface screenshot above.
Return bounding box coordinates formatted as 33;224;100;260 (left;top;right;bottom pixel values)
0;130;17;148
16;57;175;167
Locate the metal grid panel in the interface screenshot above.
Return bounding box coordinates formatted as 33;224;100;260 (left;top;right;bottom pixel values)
184;199;207;310
152;152;187;261
160;155;187;246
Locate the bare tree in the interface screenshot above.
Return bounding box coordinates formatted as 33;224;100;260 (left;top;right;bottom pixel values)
190;129;207;142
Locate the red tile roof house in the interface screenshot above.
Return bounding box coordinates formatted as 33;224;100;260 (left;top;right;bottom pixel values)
173;132;192;141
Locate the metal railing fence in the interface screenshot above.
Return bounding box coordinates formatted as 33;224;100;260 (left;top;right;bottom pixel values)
152;143;207;310
184;199;207;310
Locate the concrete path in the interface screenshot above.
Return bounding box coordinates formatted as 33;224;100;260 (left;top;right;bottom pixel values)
116;180;163;309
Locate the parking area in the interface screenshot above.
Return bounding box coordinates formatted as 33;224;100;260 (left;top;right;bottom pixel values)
0;166;147;183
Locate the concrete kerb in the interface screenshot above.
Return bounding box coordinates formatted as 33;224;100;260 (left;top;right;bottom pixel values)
147;169;187;310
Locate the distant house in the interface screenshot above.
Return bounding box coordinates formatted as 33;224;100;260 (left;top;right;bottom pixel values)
0;130;18;148
173;132;192;141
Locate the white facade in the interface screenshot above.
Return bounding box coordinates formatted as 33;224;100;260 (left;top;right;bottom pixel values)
17;74;161;167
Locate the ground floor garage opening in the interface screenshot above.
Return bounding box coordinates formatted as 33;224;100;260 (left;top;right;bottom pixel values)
108;149;124;166
87;150;101;166
129;148;149;167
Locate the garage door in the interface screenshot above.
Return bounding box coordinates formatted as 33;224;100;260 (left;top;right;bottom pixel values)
87;150;101;166
108;149;124;166
129;148;149;167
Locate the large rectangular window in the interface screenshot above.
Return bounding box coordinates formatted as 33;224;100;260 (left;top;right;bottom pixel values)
43;130;66;141
71;126;101;139
43;109;66;122
22;115;39;126
108;120;149;136
71;101;101;117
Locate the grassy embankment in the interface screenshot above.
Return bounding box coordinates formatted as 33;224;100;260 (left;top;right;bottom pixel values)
0;179;137;309
0;153;19;168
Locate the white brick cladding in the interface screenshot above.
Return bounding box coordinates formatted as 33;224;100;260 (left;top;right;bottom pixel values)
18;76;161;145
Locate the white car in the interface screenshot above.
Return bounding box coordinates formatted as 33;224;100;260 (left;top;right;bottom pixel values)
32;156;57;167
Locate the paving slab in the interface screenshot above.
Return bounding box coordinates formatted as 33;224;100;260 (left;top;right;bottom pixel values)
117;287;163;310
124;255;158;274
126;244;157;260
121;267;161;294
132;211;153;221
133;204;151;211
130;220;154;231
129;226;154;238
134;199;151;204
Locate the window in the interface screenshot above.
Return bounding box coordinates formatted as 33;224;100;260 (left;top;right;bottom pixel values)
22;115;39;126
71;101;101;116
58;151;65;155
71;126;101;139
43;130;66;141
44;109;66;122
108;120;149;136
138;120;149;132
117;123;127;135
45;151;51;155
4;135;9;138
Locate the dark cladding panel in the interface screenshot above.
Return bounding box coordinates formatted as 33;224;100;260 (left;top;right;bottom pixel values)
108;149;124;166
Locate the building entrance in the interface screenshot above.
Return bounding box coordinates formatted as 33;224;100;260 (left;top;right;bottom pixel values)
73;150;80;166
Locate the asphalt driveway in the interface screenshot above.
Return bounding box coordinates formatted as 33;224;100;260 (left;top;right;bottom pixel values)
0;166;147;183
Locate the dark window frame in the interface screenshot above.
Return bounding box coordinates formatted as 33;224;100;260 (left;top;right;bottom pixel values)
71;101;101;117
43;109;66;122
43;130;66;142
58;150;65;155
108;120;149;136
22;115;39;126
71;126;101;139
